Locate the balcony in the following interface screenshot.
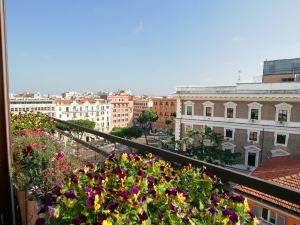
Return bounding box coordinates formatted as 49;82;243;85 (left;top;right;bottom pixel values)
6;112;299;224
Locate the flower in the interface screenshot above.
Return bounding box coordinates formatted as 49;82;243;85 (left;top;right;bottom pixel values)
32;143;39;148
138;212;148;222
72;215;87;225
24;145;32;156
229;194;245;203
70;174;78;183
131;186;140;195
211;195;218;206
42;145;49;152
55;151;65;160
64;190;77;199
223;208;239;224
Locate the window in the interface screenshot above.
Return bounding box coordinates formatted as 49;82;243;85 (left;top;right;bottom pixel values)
226;108;234;118
224;102;237;119
253;205;285;225
249;131;258;142
244;145;261;168
269;211;276;224
248;102;262;121
184;101;194;116
275;103;292;123
206;107;212;117
203;101;214;117
187;106;193;115
66;107;69;112
250;109;259;120
278;109;288;122
262;208;268;221
224;128;234;139
276;134;287;146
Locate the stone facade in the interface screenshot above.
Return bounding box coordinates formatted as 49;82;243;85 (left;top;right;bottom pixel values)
174;83;300;170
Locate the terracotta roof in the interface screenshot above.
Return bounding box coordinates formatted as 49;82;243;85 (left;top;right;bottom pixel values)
235;155;300;214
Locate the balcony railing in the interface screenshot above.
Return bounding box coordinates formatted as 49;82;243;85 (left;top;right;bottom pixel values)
53;118;300;206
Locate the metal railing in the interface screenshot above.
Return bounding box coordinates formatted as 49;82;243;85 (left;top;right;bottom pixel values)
53;118;300;206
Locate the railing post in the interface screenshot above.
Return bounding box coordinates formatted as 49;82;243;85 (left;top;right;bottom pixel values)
0;0;17;224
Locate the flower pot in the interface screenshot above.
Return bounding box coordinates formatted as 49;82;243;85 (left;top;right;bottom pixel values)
16;190;38;225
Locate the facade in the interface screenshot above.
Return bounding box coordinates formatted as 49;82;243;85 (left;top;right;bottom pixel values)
263;58;300;83
152;97;176;131
10;98;56;117
133;96;153;120
55;98;111;132
235;155;300;225
174;82;300;170
108;91;134;128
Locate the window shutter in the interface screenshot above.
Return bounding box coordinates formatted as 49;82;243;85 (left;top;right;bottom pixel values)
253;205;261;217
276;215;285;225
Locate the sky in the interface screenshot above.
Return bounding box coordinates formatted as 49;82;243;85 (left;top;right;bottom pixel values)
7;0;300;96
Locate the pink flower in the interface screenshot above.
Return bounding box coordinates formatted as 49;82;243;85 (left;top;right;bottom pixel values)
32;143;39;148
55;152;65;160
42;145;49;152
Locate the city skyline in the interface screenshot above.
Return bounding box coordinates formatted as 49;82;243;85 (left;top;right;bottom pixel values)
7;1;300;95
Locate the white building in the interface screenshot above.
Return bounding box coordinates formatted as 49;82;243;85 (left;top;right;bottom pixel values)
55;98;111;132
10;98;56;117
61;91;82;99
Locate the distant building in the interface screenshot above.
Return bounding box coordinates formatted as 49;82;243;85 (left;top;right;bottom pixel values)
235;155;300;225
133;96;153;121
10;97;56;117
108;91;134;129
152;97;176;132
61;91;82;99
174;82;300;170
263;58;300;83
55;98;111;132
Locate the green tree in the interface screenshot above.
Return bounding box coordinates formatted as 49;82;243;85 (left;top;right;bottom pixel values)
137;110;158;145
173;127;240;165
55;119;95;139
110;126;143;139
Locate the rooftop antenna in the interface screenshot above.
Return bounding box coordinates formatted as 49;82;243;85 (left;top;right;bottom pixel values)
238;70;242;83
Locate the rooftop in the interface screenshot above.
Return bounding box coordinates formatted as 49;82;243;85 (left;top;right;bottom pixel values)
236;155;300;214
175;82;300;95
263;58;300;76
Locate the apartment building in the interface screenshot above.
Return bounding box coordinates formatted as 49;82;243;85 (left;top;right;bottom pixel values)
263;58;300;83
10;98;56;117
108;91;134;128
55;98;111;132
133;96;153;120
235;155;300;225
152;97;176;131
174;82;300;170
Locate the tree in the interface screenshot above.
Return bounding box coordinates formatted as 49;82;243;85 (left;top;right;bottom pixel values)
172;127;240;165
137;110;158;145
55;119;95;139
110;126;143;139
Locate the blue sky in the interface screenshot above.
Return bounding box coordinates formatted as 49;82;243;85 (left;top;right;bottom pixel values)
7;0;300;95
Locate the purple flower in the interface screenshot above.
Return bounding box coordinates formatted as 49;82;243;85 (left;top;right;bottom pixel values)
229;194;245;203
86;196;94;208
209;207;217;214
138;170;145;178
138;212;148;222
188;205;193;213
79;168;85;173
166;188;178;196
86;163;94;169
147;176;156;184
105;200;119;210
156;211;163;220
64;190;77;199
168;202;175;210
146;160;153;166
248;211;255;221
140;194;148;202
94;185;103;194
98;214;107;223
210;195;218;206
112;167;125;179
35;218;45;225
87;172;94;179
223;209;239;224
70;174;78;183
52;184;63;196
120;190;130;200
42;145;49;152
131;186;140;195
72;215;87;225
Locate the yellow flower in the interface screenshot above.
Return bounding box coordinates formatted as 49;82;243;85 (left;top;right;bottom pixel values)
94;195;100;212
102;218;112;225
121;153;128;162
176;192;186;204
188;219;195;225
63;198;77;208
222;217;230;225
113;210;121;220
